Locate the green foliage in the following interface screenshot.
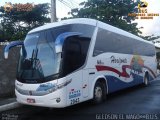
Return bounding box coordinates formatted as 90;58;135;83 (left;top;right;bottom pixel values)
0;3;50;41
65;0;142;35
140;35;160;41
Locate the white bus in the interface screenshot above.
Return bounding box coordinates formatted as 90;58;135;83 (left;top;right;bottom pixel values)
4;18;157;108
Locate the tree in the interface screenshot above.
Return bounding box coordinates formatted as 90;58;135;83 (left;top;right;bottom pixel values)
140;35;160;41
64;0;141;35
0;3;50;41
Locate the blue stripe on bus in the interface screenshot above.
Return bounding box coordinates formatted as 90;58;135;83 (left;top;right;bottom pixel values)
105;73;143;93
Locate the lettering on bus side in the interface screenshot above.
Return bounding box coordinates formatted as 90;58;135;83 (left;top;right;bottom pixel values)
70;98;80;105
110;55;127;64
97;60;104;65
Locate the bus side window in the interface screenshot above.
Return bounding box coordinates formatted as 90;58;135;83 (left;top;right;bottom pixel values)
62;37;82;76
93;28;155;57
62;36;90;76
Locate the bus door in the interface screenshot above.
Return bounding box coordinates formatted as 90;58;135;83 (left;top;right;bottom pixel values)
55;32;90;104
62;35;90;104
62;37;83;105
68;37;90;98
82;69;89;98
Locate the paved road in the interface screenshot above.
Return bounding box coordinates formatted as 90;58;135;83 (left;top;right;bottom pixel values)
1;79;160;120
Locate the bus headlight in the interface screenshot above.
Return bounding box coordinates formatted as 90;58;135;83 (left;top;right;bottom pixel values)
47;85;58;93
36;83;58;93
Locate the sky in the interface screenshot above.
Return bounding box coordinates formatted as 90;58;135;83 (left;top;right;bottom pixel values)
0;0;160;37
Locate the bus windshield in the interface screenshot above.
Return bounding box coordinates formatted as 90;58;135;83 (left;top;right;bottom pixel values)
17;32;61;83
16;24;95;83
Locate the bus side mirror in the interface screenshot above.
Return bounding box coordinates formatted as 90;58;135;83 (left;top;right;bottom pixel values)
4;41;24;59
55;32;82;53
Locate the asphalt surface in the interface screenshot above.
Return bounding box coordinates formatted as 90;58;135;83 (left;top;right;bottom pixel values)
1;79;160;120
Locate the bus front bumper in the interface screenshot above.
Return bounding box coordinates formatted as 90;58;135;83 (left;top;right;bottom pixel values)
15;89;67;108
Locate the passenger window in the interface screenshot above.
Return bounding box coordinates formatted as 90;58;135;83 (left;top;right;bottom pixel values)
93;28;155;57
62;36;90;76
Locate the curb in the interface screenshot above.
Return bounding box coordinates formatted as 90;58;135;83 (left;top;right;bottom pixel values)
0;102;22;112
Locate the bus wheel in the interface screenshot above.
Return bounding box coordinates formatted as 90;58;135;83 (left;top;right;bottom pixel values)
92;81;106;104
144;74;149;86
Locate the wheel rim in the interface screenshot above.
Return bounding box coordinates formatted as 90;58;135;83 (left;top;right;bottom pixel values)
95;86;102;100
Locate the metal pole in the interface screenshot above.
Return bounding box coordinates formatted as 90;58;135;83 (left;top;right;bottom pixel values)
51;0;56;22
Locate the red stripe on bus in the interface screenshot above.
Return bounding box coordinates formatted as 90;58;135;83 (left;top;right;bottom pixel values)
96;65;131;78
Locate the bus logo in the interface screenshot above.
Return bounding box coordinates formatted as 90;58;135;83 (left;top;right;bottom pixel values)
128;0;159;19
138;0;148;9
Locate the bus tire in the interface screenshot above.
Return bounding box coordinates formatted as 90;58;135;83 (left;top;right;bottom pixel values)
143;73;149;86
92;81;106;104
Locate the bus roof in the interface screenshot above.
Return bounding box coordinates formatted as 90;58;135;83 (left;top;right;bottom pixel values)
28;18;153;46
28;18;97;34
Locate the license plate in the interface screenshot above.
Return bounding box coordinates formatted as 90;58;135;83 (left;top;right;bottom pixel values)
27;98;35;103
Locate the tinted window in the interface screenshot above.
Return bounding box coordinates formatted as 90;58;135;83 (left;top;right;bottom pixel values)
36;31;60;77
133;40;155;56
62;36;90;76
93;28;155;56
17;31;61;83
17;24;95;83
